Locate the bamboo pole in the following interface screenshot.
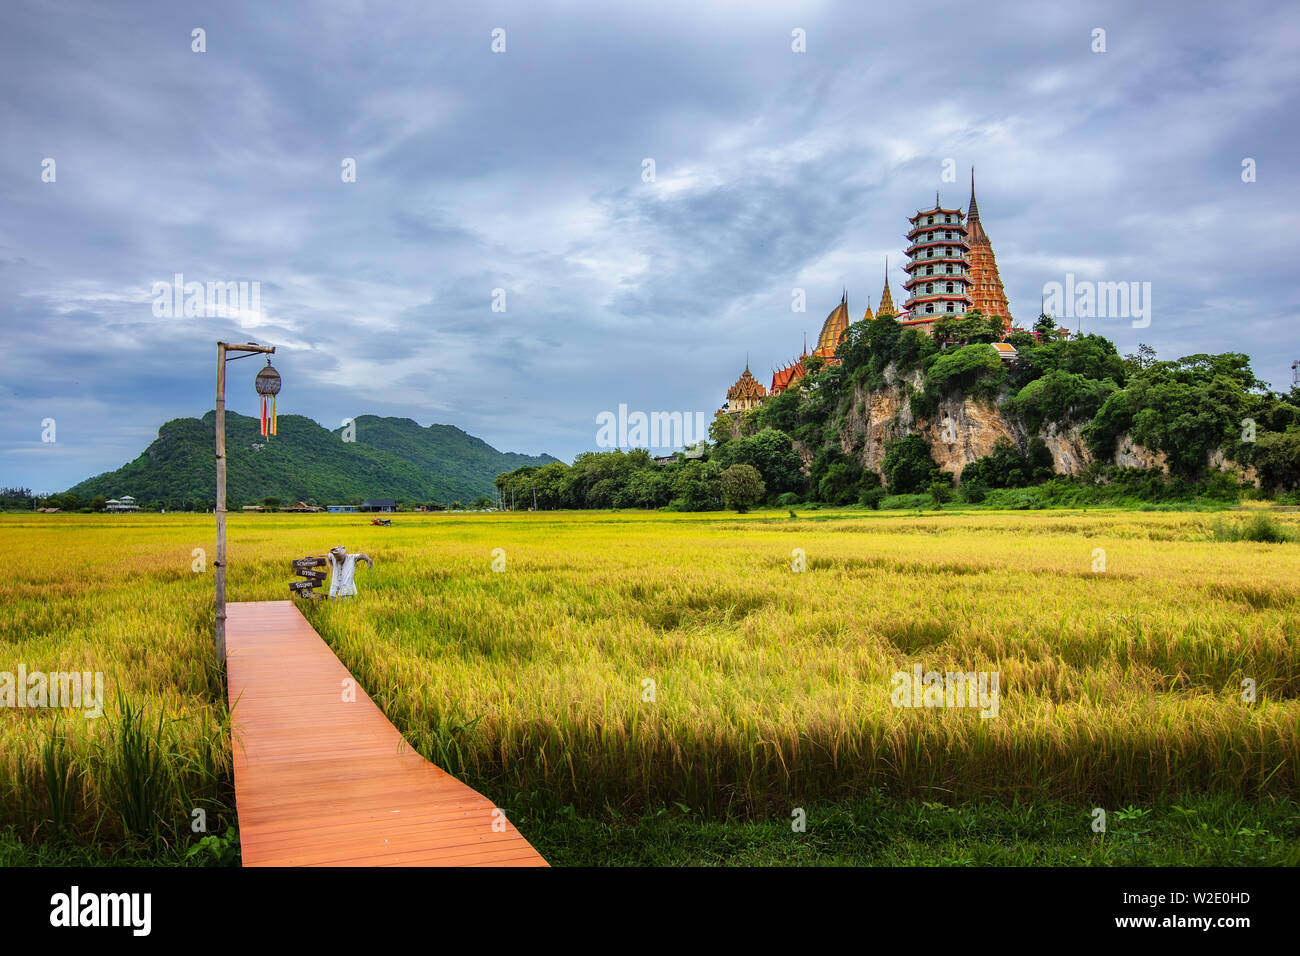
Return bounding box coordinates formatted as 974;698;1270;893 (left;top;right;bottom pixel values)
215;343;228;659
215;341;276;663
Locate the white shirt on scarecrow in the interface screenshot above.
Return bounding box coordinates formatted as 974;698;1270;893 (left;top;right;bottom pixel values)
327;546;373;598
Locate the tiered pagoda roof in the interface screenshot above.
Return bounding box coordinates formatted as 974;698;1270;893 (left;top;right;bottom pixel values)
726;364;767;404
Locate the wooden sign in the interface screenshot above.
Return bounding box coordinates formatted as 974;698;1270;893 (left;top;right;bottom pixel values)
296;567;327;583
288;580;317;594
292;556;326;571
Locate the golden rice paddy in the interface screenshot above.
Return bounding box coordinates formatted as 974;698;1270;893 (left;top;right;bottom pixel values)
1;507;1297;846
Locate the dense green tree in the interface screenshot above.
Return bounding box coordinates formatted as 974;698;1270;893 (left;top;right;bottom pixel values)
721;464;766;513
671;460;723;511
1010;370;1117;432
882;434;939;493
1251;427;1300;492
920;343;1007;410
960;437;1052;488
709;413;735;444
753;387;799;433
715;428;806;495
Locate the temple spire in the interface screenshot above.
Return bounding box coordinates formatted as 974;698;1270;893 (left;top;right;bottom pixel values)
968;167;981;223
878;257;896;315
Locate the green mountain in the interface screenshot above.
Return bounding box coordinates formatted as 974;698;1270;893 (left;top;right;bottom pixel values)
63;411;558;508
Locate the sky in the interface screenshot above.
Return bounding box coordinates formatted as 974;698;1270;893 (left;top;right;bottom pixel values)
2;0;1298;493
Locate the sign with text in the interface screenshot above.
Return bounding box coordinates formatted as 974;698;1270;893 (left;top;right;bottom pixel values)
289;555;328;598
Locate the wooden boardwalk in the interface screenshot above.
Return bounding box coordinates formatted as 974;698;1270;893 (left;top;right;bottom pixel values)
224;601;547;867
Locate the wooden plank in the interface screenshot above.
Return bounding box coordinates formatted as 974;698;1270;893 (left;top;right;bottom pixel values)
224;601;547;867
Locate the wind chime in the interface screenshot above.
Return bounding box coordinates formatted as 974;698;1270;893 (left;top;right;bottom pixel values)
254;358;282;438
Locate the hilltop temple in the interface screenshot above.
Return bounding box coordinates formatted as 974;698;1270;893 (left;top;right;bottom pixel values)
723;171;1019;412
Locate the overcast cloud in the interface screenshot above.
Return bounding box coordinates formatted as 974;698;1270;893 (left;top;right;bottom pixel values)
2;0;1298;491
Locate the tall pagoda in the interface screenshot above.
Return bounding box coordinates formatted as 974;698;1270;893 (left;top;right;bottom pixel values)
964;168;1013;326
902;193;973;327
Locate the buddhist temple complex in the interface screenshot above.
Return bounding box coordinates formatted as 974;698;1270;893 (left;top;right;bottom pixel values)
719;173;1018;417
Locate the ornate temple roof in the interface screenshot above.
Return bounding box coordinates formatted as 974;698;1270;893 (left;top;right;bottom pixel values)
862;296;873;322
770;358;806;395
726;364;767;402
815;290;850;356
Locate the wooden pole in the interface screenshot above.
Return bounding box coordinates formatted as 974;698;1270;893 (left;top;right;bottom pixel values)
215;341;276;664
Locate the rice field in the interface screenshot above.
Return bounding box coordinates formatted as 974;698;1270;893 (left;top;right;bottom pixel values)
1;507;1298;857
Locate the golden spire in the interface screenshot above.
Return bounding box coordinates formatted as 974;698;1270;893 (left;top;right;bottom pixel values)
862;295;874;322
878;257;896;316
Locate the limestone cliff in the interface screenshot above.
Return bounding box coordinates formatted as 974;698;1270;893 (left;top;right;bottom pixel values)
825;366;1205;482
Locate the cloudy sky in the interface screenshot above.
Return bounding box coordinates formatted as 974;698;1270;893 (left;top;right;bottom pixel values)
2;0;1298;492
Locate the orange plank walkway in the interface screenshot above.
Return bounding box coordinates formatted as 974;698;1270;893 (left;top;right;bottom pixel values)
224;600;547;866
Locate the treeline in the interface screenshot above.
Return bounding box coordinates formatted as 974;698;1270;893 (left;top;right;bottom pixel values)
20;493;499;513
496;314;1300;511
493;435;802;512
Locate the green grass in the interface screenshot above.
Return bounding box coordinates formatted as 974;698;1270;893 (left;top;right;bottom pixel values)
521;793;1300;866
0;825;239;867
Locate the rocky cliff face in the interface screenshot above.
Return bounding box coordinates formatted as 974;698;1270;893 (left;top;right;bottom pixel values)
832;367;1165;481
783;366;1251;485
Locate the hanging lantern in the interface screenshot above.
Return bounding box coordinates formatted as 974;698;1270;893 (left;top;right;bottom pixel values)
254;359;282;438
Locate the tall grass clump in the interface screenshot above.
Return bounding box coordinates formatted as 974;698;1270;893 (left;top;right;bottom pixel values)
103;694;172;844
1210;512;1294;543
39;720;77;839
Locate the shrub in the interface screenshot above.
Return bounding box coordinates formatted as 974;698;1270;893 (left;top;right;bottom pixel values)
858;486;887;509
